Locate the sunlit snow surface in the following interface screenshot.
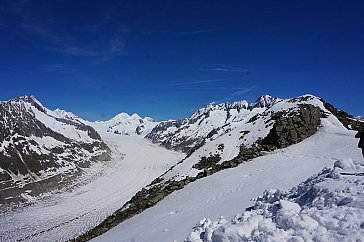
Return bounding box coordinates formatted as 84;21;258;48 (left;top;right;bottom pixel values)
186;158;364;242
92;121;363;242
0;133;184;242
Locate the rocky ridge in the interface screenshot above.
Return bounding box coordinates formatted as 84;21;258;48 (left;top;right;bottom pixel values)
146;95;279;153
0;96;111;206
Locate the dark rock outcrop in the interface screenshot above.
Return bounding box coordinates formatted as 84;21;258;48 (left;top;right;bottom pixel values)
259;104;322;149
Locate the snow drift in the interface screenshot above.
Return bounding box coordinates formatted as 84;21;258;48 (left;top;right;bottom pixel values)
185;159;364;242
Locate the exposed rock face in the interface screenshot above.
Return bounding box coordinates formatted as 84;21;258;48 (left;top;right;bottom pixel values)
259;104;322;149
0;96;111;206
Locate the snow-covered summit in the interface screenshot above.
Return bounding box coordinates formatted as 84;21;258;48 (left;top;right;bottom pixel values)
90;112;158;137
53;108;81;120
190;95;279;118
250;94;280;108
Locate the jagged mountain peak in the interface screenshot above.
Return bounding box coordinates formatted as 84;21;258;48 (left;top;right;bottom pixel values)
109;112;153;122
145;94;343;154
191;95;280;118
110;112;132;120
53;108;80;120
251;94;280;108
130;113;142;120
192;100;250;118
4;95;46;113
8;95;38;102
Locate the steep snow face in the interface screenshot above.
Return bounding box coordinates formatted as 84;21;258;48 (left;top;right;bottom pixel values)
89;112;158;137
186;159;364;242
0;96;110;206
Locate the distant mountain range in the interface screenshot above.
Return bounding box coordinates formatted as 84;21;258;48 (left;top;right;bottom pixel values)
87;112;157;136
0;94;363;209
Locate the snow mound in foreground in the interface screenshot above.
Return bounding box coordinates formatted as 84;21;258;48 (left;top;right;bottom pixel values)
185;159;364;242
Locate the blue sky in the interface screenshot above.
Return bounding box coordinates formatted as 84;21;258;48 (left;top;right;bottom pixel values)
0;0;363;121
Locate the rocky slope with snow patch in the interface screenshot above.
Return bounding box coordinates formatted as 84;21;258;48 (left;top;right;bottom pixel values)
0;96;110;206
186;159;364;242
75;94;361;241
88;109;361;242
152;95;328;182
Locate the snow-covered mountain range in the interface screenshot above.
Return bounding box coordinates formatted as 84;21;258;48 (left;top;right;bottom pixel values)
88;113;157;137
146;95;280;153
0;94;363;242
88;100;364;242
0;96;111;206
75;94;364;241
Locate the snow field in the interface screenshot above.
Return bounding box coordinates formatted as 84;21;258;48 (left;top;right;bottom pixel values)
92;121;362;242
186;158;364;242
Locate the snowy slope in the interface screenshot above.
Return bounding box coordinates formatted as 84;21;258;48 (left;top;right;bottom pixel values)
0;96;110;206
1;94;362;242
91;115;362;242
186;159;364;242
0;132;184;242
155;95;332;182
88;113;157;137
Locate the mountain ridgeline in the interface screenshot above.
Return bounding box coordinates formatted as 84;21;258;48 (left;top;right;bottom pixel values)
0;96;111;206
145;95;280;153
73;94;364;241
1;94;363;210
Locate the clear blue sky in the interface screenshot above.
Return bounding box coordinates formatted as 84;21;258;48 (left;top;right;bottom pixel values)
0;0;363;121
